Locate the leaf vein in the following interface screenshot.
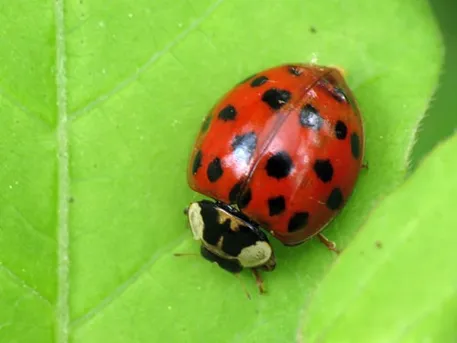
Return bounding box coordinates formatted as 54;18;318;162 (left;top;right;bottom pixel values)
0;201;55;243
0;264;52;305
71;235;187;329
69;0;225;120
0;86;51;129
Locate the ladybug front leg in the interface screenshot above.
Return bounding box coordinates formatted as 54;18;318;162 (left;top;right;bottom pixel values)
317;233;341;254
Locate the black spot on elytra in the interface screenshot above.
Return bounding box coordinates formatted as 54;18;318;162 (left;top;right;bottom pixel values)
231;132;257;163
218;105;237;121
229;181;243;204
335;120;347;139
251;76;268;87
268;196;286;216
313;159;334;183
332;86;348;103
319;78;348;103
261;88;291;110
238;188;252;209
351;133;361;159
207;157;223;182
326;188;343;210
300;104;323;130
192;150;202;174
288;66;303;76
266;151;293;179
200;115;212;133
288;212;309;232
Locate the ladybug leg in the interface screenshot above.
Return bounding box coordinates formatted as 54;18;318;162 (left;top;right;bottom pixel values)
173;252;199;257
317;233;341;254
362;161;369;170
234;274;252;300
251;268;266;294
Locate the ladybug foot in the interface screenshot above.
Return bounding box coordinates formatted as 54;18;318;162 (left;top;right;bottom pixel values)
252;268;267;294
362;161;369;170
317;233;341;254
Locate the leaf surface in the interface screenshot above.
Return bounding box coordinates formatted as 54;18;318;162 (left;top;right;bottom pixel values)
301;133;457;342
0;0;442;342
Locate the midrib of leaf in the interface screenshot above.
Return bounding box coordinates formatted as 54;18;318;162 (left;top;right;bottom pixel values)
55;0;69;342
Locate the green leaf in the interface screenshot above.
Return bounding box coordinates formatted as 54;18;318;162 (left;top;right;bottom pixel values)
409;0;457;170
0;1;442;342
301;133;457;342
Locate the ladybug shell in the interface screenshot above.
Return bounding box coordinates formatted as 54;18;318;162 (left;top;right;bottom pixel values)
188;64;364;245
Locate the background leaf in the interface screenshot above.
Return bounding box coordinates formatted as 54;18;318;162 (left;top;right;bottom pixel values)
0;0;442;342
409;0;457;170
301;133;457;342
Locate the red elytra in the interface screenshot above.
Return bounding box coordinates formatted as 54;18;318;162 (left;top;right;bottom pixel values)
188;64;364;246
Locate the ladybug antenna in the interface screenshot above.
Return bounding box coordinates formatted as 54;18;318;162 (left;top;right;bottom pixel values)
234;274;251;300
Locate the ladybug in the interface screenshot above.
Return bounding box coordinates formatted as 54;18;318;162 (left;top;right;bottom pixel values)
185;63;364;292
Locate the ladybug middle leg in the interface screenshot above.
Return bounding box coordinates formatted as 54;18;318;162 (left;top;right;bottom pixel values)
317;233;341;254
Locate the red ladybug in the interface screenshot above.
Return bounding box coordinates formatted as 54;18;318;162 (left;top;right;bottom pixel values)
184;64;364;291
